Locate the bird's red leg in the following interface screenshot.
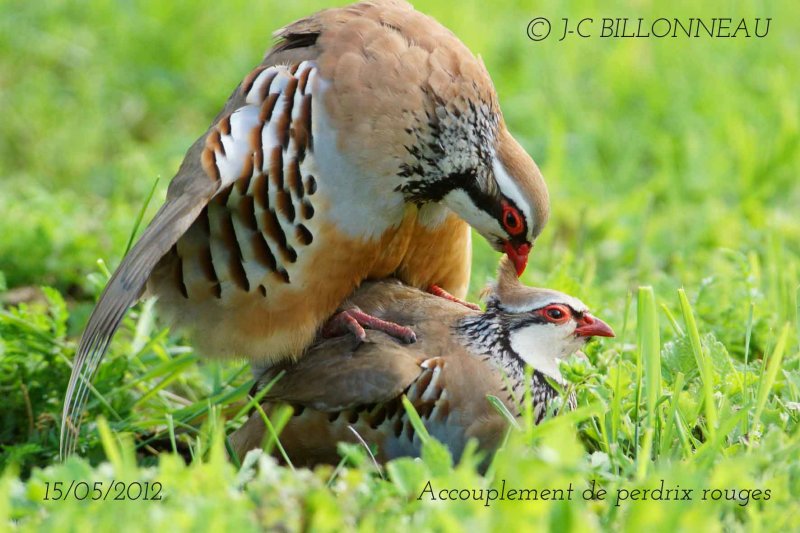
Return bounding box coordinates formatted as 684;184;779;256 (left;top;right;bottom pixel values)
322;308;417;344
427;285;481;311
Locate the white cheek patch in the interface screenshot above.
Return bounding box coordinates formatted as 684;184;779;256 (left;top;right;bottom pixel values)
492;156;534;240
442;189;504;240
509;322;583;383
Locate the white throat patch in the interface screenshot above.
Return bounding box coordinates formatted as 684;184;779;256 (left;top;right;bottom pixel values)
508;322;585;383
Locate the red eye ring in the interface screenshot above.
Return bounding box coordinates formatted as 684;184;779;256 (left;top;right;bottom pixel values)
501;201;525;236
538;305;571;324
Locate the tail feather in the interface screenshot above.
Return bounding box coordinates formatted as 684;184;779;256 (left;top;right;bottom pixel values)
60;186;214;459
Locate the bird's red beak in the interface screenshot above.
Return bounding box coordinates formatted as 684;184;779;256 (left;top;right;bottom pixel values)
575;314;615;338
503;242;531;277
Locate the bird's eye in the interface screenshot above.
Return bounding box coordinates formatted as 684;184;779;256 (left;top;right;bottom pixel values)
501;202;524;236
547;308;563;319
539;305;571;324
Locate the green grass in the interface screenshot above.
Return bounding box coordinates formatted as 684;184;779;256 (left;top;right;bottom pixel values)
1;0;799;530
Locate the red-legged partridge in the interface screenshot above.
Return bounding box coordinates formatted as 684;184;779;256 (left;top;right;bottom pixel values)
62;0;549;456
230;258;614;466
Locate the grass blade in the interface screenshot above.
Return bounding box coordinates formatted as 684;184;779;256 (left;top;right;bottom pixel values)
401;395;431;443
660;372;684;456
487;395;521;431
638;287;661;427
678;288;717;439
636;286;660;472
124;177;160;256
253;402;294;470
753;324;790;426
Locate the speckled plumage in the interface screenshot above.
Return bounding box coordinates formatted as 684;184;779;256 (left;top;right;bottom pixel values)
230;260;612;467
62;0;549;457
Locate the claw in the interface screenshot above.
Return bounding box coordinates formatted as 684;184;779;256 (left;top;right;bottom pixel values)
322;308;417;344
428;285;480;311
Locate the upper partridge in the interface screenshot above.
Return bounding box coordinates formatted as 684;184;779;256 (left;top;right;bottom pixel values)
61;0;549;456
230;258;614;466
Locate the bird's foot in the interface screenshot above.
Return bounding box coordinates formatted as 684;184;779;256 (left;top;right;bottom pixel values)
322;307;417;344
427;285;481;311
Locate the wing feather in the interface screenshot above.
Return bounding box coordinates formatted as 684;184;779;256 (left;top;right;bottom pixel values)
60;183;216;458
61;13;328;457
255;333;425;412
60;57;322;458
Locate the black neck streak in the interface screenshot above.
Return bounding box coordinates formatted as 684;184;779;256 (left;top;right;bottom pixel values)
396;92;498;206
398;168;486;205
456;308;562;421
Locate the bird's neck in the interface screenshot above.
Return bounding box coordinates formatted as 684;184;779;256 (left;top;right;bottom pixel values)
396;101;498;204
455;310;562;402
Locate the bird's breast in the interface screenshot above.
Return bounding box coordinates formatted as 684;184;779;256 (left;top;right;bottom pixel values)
146;57;471;362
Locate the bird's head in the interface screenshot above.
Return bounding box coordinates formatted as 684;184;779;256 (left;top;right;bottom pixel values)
481;257;614;380
440;127;549;277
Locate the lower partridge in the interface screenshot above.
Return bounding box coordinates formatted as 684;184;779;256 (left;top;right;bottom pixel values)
61;0;550;456
230;259;614;466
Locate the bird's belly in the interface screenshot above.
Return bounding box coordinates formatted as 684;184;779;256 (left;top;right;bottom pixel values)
369;205;471;299
148;174;469;364
149;207;469;363
149;209;382;363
